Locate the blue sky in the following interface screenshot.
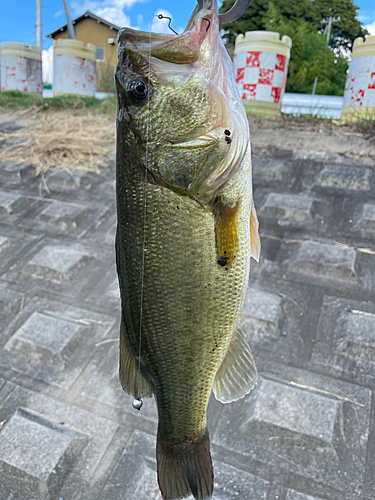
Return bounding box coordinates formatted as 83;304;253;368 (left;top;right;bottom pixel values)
1;0;374;52
1;0;374;82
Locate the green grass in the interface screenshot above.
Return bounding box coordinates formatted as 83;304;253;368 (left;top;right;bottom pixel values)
0;90;44;109
0;90;117;115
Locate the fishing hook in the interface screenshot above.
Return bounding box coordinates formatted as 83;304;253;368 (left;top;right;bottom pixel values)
197;0;253;24
157;14;178;35
202;17;211;31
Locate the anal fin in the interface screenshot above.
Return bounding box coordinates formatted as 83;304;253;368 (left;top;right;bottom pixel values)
213;328;257;403
119;316;153;399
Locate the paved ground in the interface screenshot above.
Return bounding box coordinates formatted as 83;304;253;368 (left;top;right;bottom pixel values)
0;111;374;500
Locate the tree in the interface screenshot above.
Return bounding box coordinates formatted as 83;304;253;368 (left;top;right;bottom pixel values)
261;3;349;95
219;0;368;51
308;0;367;51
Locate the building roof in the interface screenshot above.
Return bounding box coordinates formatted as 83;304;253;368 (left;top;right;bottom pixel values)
46;10;121;38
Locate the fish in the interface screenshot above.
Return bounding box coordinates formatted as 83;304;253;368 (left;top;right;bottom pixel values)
114;0;260;499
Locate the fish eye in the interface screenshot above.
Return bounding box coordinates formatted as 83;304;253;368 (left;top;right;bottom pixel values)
128;78;149;100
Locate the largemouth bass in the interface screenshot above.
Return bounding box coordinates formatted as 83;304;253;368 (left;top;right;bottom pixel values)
115;1;260;498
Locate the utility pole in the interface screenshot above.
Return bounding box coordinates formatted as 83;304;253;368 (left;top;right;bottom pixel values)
62;0;76;39
35;0;42;48
322;16;341;45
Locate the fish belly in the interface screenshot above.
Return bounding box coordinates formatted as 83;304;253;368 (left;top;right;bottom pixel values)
117;169;251;440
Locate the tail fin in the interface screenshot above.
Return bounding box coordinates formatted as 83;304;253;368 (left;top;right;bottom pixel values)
156;430;213;500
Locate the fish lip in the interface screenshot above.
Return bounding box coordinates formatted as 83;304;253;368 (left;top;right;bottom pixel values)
117;0;215;58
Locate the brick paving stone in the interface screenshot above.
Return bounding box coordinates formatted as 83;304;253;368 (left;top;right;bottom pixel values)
240;284;312;365
0;408;88;500
1;132;375;500
0;121;25;134
354;203;375;232
0;227;37;276
101;429;270;500
286;491;321;500
315;164;372;191
0;161;35;181
0;298;115;388
85;268;120;313
312;295;375;386
286;241;357;284
3;239;113;297
0;386;119;488
20;200;109;238
241;288;282;339
0;285;25;331
92;178;115;199
46;169;91;192
292;150;345;164
86;210;117;247
258;193;315;223
0;136;28;154
81;343;158;422
39;201;95;228
0;191;24;216
252;158;288;183
212;366;371;495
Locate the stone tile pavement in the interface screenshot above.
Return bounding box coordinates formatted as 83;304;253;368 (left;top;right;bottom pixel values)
0;117;374;500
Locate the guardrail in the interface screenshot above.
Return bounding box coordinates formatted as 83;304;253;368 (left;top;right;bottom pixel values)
281;92;343;119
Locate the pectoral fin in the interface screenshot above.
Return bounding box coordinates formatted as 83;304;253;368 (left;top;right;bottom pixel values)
213;328;257;403
119;316;153;399
250;202;260;262
214;197;240;269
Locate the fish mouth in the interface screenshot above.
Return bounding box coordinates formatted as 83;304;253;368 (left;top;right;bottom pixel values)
117;0;216;65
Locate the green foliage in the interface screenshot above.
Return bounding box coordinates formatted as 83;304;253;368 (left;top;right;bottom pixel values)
0;90;44;109
221;0;350;95
267;9;348;95
220;0;368;50
0;90;116;115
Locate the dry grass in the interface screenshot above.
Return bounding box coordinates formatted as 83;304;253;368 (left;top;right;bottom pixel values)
0;110;116;175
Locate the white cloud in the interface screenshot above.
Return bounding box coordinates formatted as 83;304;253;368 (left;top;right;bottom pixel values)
54;9;64;18
70;0;138;28
42;46;53;84
95;7;131;26
365;20;375;36
358;14;371;23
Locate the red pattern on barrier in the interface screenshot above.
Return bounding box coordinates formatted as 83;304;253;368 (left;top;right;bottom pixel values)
275;54;286;72
235;52;289;104
236;68;245;84
245;52;260;68
271;87;281;103
242;83;257;100
258;69;273;85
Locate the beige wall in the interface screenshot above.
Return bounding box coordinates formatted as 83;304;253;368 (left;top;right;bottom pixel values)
52;18;119;76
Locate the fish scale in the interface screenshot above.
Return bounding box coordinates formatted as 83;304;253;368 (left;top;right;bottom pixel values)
117;151;250;435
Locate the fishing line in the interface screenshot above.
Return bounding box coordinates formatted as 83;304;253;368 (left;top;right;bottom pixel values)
133;19;153;412
129;17;154;499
